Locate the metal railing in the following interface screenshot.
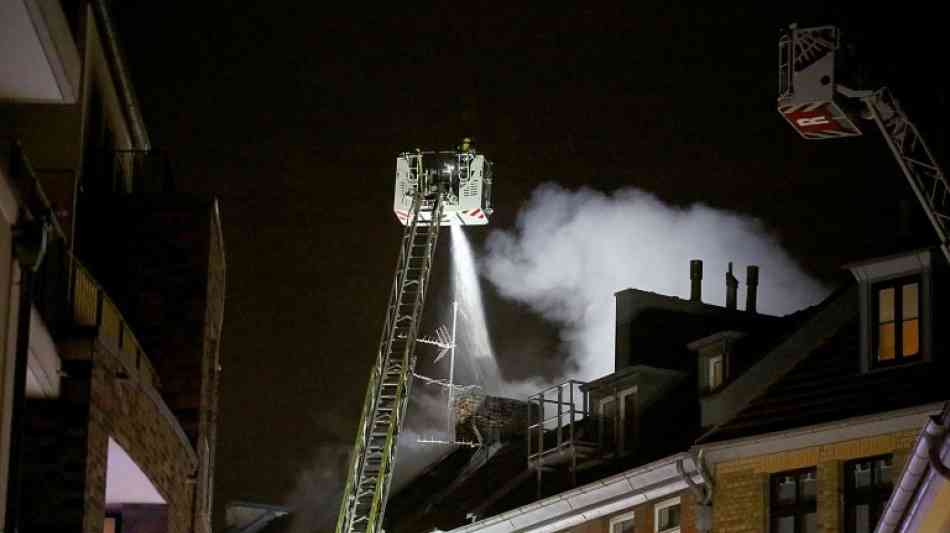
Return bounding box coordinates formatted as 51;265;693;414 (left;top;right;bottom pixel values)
527;380;594;494
71;259;159;389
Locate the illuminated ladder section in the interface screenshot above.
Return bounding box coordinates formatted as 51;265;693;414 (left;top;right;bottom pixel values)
863;88;950;263
336;191;445;533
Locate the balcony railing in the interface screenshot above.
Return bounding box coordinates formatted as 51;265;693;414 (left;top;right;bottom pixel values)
71;259;160;389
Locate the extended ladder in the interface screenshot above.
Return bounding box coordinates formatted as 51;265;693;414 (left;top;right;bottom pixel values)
862;88;950;263
336;191;445;533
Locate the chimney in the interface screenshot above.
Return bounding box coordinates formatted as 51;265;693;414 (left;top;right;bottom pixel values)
726;262;738;310
690;260;703;302
746;265;759;313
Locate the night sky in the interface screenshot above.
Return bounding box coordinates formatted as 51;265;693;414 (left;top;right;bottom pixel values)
112;4;944;531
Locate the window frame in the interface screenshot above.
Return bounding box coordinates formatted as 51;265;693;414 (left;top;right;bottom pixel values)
871;275;922;367
769;467;817;533
598;385;637;454
843;455;894;533
609;510;636;533
654;496;681;533
707;353;725;392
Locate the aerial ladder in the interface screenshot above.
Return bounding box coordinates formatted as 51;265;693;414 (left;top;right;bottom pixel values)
777;25;950;263
335;143;494;533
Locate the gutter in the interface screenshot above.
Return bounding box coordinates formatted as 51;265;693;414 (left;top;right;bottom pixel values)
876;403;950;533
92;0;150;150
446;453;705;533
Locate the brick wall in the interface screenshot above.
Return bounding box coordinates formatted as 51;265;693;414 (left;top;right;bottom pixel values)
566;490;696;533
454;391;535;444
86;339;198;533
711;430;918;532
195;208;226;533
21;336;198;533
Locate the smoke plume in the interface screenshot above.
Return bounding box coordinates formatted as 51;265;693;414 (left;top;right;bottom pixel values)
285;444;351;533
483;183;829;382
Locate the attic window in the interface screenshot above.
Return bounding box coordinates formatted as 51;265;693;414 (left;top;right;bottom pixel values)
708;354;724;391
873;277;920;365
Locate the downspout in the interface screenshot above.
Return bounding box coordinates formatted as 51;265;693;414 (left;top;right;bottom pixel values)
4;217;51;533
92;0;150;151
876;404;950;533
678;450;714;533
925;413;950;481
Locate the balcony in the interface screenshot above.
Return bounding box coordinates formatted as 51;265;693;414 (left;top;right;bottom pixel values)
0;0;80;103
4;140;160;390
71;259;160;389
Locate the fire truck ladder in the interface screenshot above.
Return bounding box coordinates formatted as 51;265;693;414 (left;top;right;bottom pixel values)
336;191;445;533
860;88;950;263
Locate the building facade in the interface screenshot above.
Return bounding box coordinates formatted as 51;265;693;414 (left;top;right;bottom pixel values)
391;246;949;533
1;1;225;532
694;248;949;533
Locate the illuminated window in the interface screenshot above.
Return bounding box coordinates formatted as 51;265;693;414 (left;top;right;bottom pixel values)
104;514;121;533
844;456;893;533
609;511;635;533
873;278;920;364
770;468;817;533
655;496;681;533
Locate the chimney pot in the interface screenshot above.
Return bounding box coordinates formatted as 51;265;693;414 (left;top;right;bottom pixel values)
726;262;738;310
746;265;759;313
690;260;703;302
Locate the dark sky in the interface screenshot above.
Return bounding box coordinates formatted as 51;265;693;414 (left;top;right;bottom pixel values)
112;3;945;531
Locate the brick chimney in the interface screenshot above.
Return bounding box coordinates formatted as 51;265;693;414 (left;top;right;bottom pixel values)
690;259;703;302
746;265;759;313
726;262;738;310
454;390;535;445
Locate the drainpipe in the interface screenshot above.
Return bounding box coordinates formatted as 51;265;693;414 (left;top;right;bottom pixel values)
678;450;714;533
925;414;950;481
4;217;51;533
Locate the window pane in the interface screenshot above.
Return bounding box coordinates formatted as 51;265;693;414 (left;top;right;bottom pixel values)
878;323;896;360
774;516;795;533
878;287;895;322
710;356;723;389
875;457;893;488
801;472;817;502
804;512;817;533
615;518;634;533
658;505;680;531
855;503;870;533
623;393;637;452
601;399;617;448
777;476;797;505
902;319;919;357
903;283;919;319
854;462;872;488
611;518;633;533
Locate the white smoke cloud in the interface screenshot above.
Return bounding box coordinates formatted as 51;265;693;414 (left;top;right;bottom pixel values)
483;183;829;382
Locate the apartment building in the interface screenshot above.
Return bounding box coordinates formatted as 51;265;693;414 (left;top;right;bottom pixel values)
1;1;225;531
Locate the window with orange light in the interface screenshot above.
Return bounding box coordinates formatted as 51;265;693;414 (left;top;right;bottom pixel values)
873;277;920;365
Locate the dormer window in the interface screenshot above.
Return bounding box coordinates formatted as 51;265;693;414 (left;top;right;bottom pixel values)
848;249;932;373
873;277;920;364
688;331;744;394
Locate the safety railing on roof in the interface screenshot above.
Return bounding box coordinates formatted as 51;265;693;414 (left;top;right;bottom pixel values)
71;259;159;389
